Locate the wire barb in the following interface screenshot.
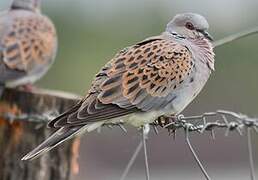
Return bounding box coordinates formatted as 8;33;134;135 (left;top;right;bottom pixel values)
152;124;159;135
118;124;128;133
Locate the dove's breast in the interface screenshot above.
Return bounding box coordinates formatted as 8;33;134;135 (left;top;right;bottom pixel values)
163;58;212;115
161;38;214;116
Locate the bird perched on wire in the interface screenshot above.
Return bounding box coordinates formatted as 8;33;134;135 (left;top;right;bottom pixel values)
22;13;214;160
0;0;57;96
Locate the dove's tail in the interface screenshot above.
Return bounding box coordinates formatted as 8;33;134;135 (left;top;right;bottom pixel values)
21;126;84;161
21;121;105;161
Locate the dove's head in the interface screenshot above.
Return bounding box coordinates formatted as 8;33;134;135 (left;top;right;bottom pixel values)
11;0;41;12
166;13;213;41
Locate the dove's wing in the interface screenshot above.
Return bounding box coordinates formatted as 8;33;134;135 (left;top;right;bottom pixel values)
0;10;56;83
49;35;194;128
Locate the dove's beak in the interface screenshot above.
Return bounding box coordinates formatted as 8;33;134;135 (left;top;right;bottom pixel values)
197;29;214;41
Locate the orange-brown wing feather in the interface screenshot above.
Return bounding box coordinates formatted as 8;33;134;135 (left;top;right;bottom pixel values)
98;38;193;110
1;14;56;72
49;37;194;128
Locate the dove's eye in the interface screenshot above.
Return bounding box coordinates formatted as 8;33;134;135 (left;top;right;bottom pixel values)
185;22;194;30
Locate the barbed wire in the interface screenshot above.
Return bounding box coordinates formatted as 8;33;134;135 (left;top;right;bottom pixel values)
118;110;258;180
2;109;257;180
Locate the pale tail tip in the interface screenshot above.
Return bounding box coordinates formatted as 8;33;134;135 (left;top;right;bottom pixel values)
21;148;47;161
21;156;30;161
21;153;34;161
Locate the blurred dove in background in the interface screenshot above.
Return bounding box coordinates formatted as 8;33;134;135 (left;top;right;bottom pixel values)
0;0;57;96
22;13;215;160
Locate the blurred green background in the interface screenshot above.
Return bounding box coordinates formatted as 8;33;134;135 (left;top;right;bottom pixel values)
1;0;258;179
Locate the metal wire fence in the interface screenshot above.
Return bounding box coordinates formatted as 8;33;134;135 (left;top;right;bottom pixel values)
117;110;258;180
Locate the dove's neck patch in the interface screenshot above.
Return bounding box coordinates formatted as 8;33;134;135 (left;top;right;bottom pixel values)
11;0;41;12
171;32;186;40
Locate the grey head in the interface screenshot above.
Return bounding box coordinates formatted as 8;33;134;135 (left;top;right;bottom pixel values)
166;13;213;41
11;0;41;12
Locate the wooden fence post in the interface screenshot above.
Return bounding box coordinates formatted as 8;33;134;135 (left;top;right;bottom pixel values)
0;88;80;180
